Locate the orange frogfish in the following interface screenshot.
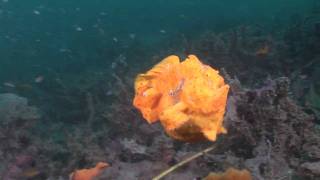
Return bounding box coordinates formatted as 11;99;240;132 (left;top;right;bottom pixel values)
133;55;229;142
69;162;109;180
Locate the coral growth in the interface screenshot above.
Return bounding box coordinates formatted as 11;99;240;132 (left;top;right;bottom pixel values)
0;93;41;179
133;55;229;142
0;93;40;125
205;76;320;179
70;162;109;180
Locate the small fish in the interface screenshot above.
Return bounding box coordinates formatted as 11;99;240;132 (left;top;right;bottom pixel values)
256;45;269;57
3;82;15;88
34;76;44;83
21;168;40;178
16;84;33;91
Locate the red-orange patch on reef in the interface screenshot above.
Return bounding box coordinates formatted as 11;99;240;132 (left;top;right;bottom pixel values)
70;162;109;180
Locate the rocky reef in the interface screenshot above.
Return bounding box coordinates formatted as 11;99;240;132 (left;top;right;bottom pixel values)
220;76;320;179
0;72;319;180
0;93;40;179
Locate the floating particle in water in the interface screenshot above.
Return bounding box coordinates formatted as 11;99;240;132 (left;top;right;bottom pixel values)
75;26;83;31
160;29;166;34
2;0;8;3
3;82;15;88
98;28;105;35
59;48;71;53
45;32;52;36
111;62;117;69
33;10;40;15
113;37;118;42
37;5;45;9
4;35;18;43
100;12;107;16
118;54;128;65
59;8;66;14
299;75;308;79
34;76;44;83
31;64;41;68
105;90;113;96
75;7;80;11
129;33;136;39
179;14;186;18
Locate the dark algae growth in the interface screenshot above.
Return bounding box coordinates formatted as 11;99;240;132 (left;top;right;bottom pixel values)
0;0;319;179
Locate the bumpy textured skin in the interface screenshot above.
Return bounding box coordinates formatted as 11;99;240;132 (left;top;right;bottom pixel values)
133;55;229;142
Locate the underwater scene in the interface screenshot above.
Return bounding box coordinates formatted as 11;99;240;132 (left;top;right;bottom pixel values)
0;0;320;179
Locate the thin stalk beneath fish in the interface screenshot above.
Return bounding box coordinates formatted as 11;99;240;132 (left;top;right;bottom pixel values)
152;144;217;180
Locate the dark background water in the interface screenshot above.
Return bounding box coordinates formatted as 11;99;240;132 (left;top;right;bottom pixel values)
0;0;315;82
